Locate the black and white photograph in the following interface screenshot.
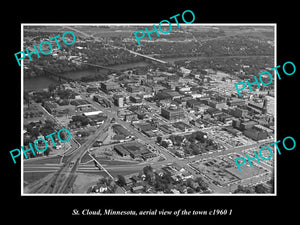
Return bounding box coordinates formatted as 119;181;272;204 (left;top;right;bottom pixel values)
3;4;298;224
21;24;276;195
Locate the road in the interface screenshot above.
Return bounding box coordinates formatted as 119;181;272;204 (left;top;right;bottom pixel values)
24;84;273;194
24;89;272;193
83;92;273;193
25;118;112;193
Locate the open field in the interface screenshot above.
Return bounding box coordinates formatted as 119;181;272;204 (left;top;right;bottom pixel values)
24;172;53;187
24;155;63;165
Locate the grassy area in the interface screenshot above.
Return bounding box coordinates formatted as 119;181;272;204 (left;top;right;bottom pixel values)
23;172;53;185
96;157;139;166
80;152;93;163
24;155;62;164
107;169;140;178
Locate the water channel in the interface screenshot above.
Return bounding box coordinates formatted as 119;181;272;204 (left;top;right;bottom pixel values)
24;58;174;91
24;55;270;91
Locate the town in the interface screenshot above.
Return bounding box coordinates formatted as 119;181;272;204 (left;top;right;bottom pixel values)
22;24;275;194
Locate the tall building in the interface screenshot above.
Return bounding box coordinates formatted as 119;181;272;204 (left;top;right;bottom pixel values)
161;105;185;120
262;98;268;114
113;95;124;107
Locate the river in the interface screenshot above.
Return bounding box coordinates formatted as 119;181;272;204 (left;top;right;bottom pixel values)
24;55;271;91
24;76;60;91
24;61;152;91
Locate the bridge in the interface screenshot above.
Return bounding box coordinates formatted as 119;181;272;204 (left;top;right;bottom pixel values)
103;43;169;65
126;50;168;64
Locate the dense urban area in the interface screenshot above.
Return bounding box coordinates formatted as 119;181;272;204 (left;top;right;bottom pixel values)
23;25;275;194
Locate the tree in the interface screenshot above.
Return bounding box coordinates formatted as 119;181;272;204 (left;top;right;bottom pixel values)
143;165;153;176
187;187;196;194
116;175;126;187
186;178;194;187
59;130;69;141
48;83;57;93
28;151;35;158
234;185;254;193
157;136;162;143
254;184;268;193
71;115;89;126
190;143;200;155
195;177;209;190
161;141;169;148
44;147;51;156
40;120;56;136
30;127;40;138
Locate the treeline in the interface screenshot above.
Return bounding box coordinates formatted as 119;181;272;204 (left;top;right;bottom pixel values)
128;35;273;58
175;56;274;77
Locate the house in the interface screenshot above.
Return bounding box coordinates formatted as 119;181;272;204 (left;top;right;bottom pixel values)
155;169;164;177
130;175;141;184
181;171;194;180
170;189;180;194
124;176;133;186
131;185;144;193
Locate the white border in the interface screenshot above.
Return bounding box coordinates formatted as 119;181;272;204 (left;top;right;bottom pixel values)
21;23;277;196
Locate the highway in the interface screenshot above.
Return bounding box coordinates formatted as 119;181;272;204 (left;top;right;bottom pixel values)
25;118;112;193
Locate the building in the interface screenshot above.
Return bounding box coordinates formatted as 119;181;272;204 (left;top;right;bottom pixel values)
124;113;138;122
232;118;241;129
130;96;142;103
86;114;106;126
114;142;155;160
240;121;257;130
179;67;191;76
233;108;248;118
253;124;273;135
112;124;131;138
156;90;182;100
175;86;191;94
100;82;119;93
247;100;268;114
243;128;268;141
114;145;129;157
186;99;202;109
172;121;192;132
127;85;140;93
207;100;227;109
159;124;174;134
83;111;102;116
262;98;268;114
218;113;233;125
161;105;185;120
206;107;223;117
93;95;111;108
131;185;144;193
113;95;124;107
223;127;242;136
227;98;246;107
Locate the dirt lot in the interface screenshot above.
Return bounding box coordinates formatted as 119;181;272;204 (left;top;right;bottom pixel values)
72;172;108;193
